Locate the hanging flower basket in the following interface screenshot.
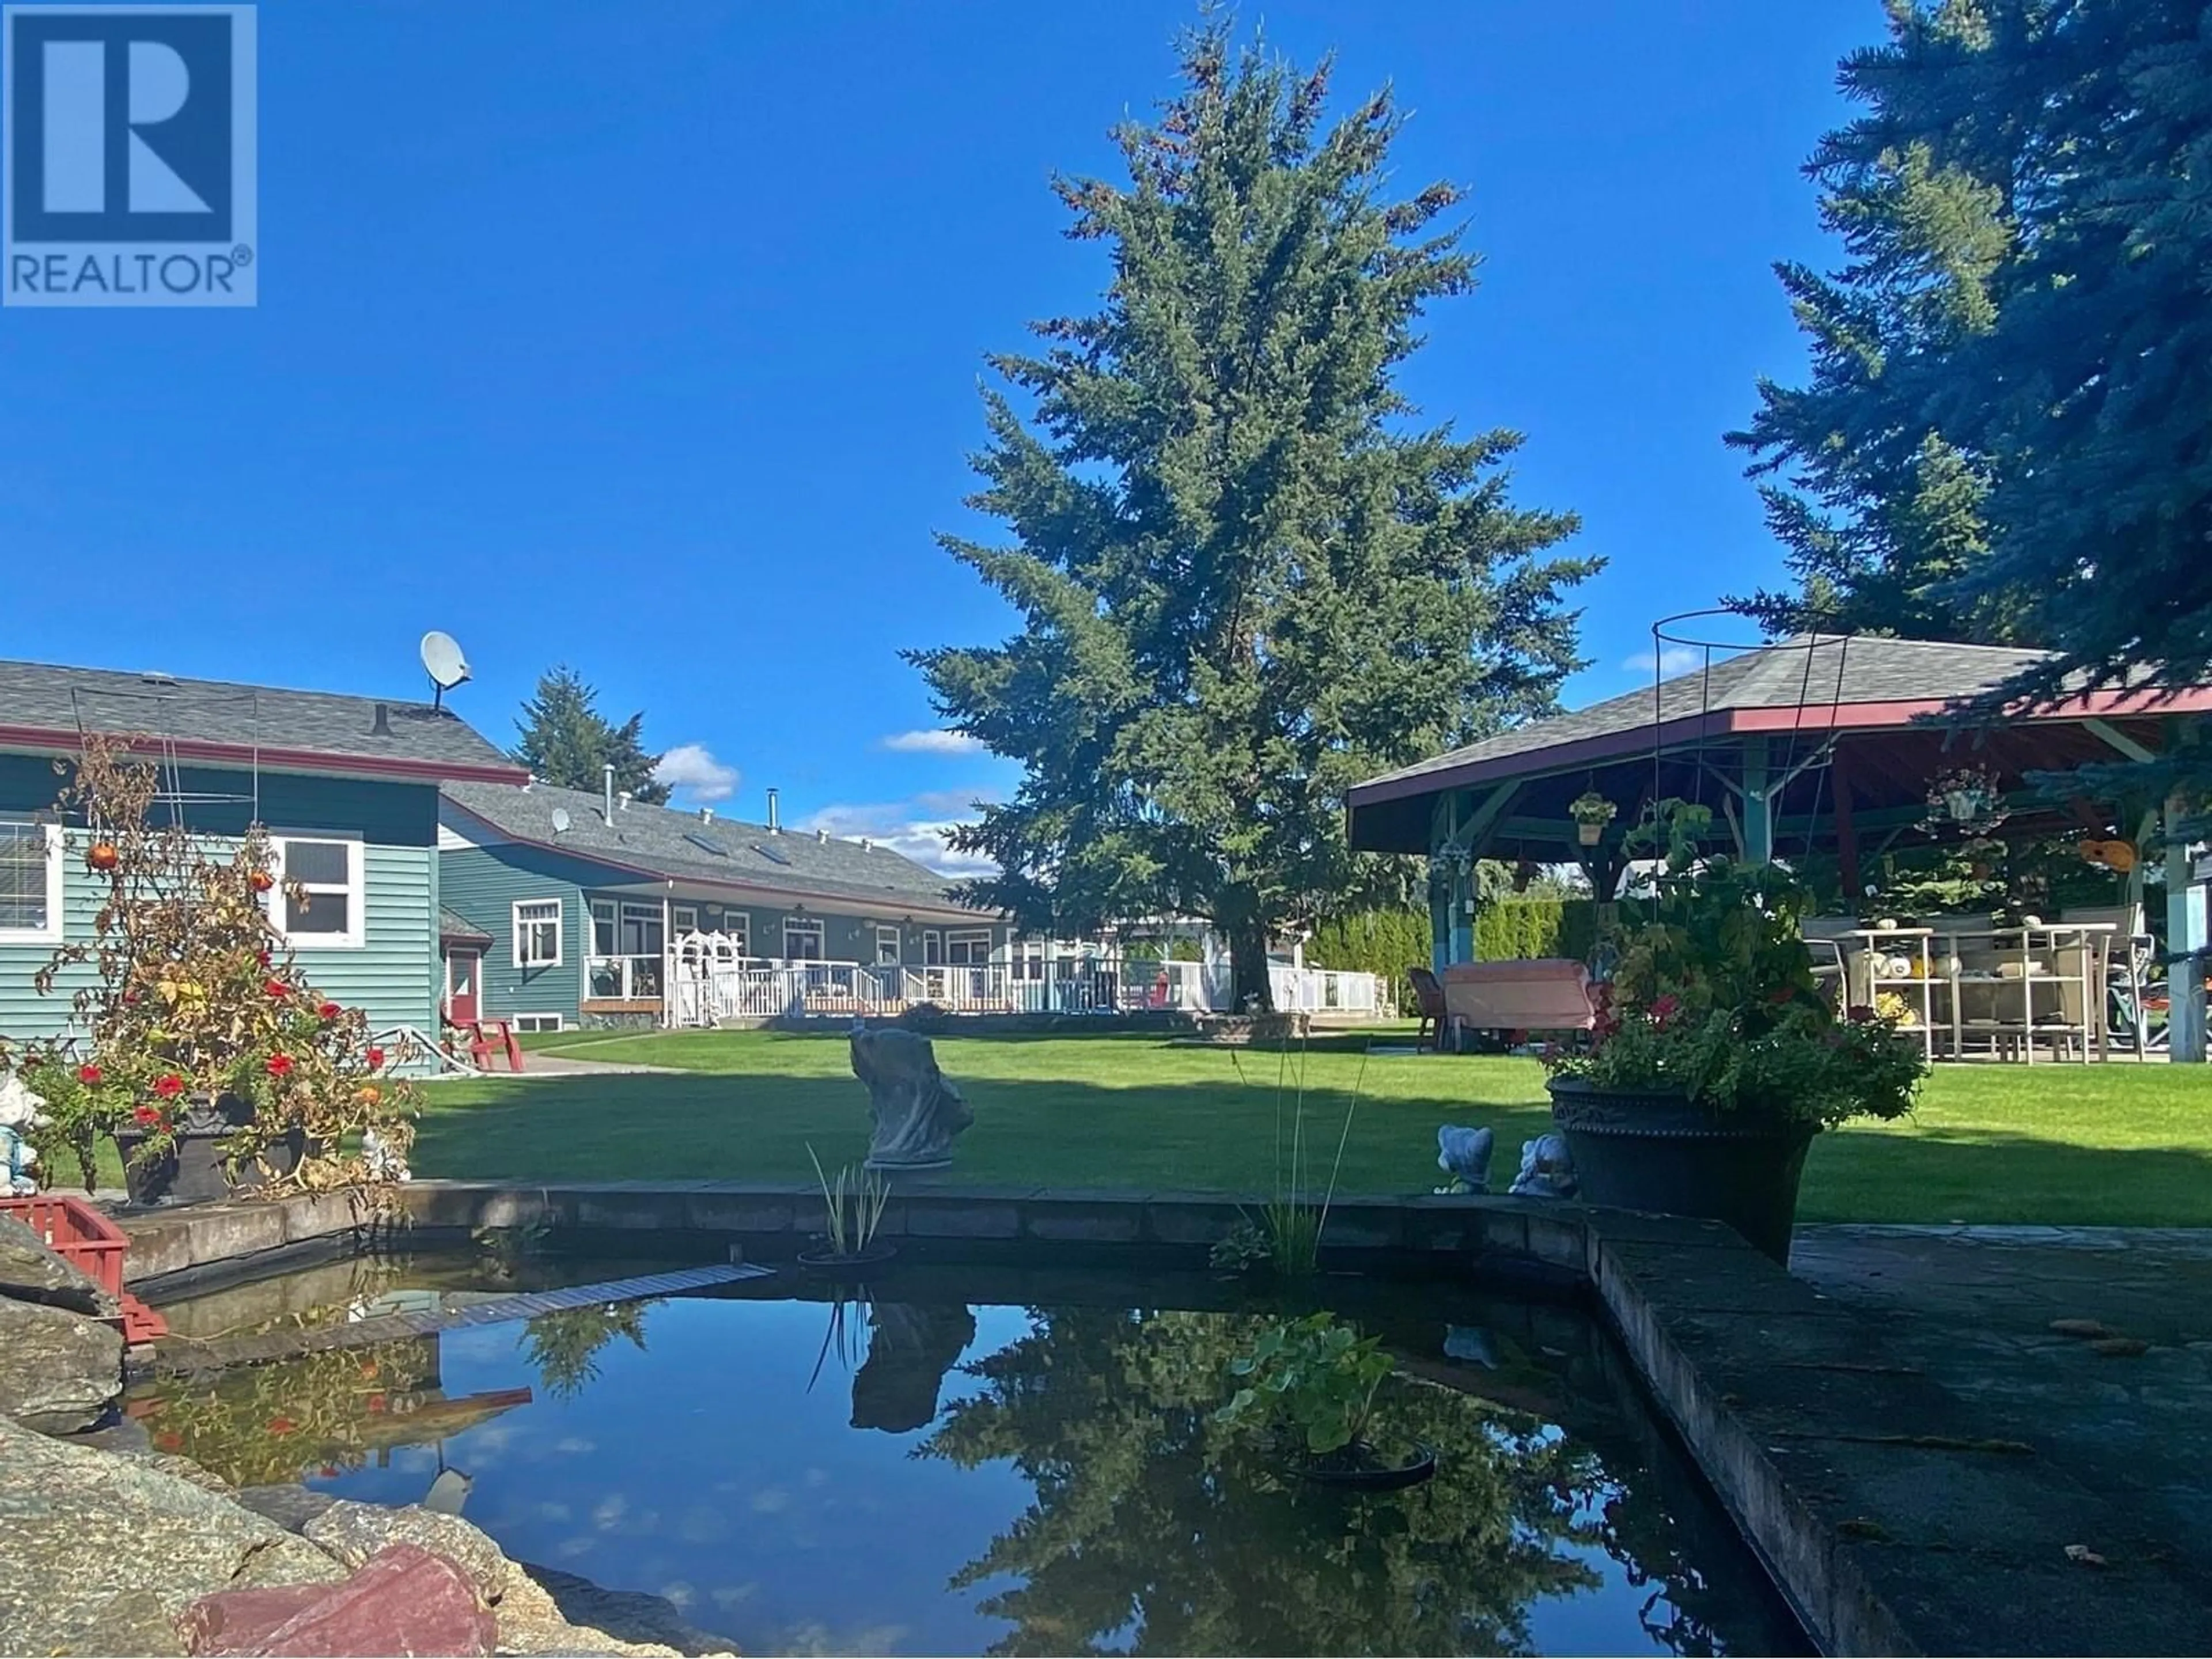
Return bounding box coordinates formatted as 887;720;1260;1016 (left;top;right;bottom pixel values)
1926;766;2008;835
1568;791;1616;847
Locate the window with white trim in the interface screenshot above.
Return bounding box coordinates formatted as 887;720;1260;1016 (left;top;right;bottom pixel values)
783;917;826;961
875;925;902;965
946;929;993;965
672;904;699;934
512;1013;564;1033
269;835;363;947
0;821;62;944
513;899;563;968
590;899;617;956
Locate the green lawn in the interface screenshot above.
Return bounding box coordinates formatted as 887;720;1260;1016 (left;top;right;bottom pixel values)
408;1027;2212;1226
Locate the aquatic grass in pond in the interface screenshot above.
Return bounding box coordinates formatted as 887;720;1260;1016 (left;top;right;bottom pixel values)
1230;1035;1369;1276
806;1144;891;1257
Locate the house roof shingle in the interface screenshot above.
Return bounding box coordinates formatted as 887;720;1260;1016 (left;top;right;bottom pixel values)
438;906;494;946
0;658;521;783
441;780;990;921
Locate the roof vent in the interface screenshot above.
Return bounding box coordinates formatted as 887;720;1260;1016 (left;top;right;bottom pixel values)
618;790;632;812
139;671;177;687
699;806;714;824
816;828;829;843
766;787;781;834
860;838;872;851
371;702;392;737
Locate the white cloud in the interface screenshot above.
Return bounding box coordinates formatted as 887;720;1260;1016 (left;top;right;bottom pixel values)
798;798;1001;880
653;743;738;802
881;729;986;756
1621;643;1710;679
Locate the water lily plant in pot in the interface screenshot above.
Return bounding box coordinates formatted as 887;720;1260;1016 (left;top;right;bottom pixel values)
1542;801;1926;1263
7;738;415;1206
1214;1312;1435;1490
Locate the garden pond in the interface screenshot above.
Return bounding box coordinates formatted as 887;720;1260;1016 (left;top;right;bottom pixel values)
125;1249;1808;1657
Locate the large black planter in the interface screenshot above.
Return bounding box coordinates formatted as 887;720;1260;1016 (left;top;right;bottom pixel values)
112;1096;304;1207
1545;1078;1814;1264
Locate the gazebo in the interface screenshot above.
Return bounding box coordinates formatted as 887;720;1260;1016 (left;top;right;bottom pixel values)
1347;634;2212;1060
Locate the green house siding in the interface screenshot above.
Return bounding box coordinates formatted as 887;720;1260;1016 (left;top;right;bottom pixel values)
438;843;603;1022
0;756;443;1054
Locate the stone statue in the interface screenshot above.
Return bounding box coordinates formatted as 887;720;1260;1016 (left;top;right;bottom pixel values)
849;1021;972;1171
1435;1124;1494;1194
0;1075;50;1196
1509;1133;1578;1199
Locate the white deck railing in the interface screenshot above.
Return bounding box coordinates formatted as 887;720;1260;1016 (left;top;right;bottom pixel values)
659;933;1385;1029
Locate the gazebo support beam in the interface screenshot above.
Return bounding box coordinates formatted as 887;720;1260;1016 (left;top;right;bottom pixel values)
2166;789;2207;1063
1742;739;1774;865
1832;745;1862;900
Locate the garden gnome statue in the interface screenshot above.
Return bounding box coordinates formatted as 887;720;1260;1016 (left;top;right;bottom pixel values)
849;1020;973;1171
1509;1133;1578;1199
1435;1124;1494;1193
0;1075;49;1196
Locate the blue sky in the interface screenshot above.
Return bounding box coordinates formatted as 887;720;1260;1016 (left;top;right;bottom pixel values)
0;2;1878;871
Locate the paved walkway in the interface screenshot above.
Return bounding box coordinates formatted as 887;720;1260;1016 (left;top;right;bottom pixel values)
1791;1224;2212;1623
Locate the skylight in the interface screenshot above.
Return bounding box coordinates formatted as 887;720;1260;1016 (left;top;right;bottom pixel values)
751;842;791;867
681;832;728;858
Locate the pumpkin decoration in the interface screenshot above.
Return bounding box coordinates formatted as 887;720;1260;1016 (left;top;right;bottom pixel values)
2078;838;2137;874
248;869;275;893
85;841;120;874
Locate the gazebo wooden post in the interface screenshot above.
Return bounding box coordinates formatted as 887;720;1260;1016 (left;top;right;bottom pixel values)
2165;789;2207;1063
1832;744;1862;902
1741;737;1774;865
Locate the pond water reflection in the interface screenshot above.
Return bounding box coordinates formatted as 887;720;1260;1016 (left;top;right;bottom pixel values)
131;1258;1806;1657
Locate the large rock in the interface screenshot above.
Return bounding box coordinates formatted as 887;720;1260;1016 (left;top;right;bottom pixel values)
182;1542;496;1657
0;1416;346;1657
0;1294;122;1432
234;1483;339;1533
0;1212;117;1316
302;1499;512;1605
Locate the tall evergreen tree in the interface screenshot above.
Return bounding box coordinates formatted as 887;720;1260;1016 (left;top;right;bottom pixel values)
512;666;670;804
1733;0;2212;745
911;24;1597;1009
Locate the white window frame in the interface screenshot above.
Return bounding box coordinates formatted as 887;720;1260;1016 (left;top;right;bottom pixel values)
672;904;699;934
922;929;942;966
946;929;993;965
512;1013;564;1033
0;820;63;945
717;909;750;954
783;916;826;961
512;898;563;968
875;925;902;966
267;832;365;949
590;899;618;956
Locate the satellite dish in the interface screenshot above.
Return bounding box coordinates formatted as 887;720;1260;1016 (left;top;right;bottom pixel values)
420;631;471;710
550;807;571;835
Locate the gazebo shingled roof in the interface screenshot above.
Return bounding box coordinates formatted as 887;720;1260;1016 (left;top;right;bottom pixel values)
1348;635;2212;869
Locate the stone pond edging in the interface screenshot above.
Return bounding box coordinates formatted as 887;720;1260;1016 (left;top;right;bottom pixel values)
107;1181;2212;1657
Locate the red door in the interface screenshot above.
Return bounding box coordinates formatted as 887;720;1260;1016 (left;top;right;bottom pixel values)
447;949;482;1024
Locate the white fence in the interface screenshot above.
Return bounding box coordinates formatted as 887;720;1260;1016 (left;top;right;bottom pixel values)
661;933;1387;1029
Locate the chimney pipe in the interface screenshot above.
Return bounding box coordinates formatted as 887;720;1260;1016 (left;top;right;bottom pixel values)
371;702;392;737
603;764;615;824
766;787;780;834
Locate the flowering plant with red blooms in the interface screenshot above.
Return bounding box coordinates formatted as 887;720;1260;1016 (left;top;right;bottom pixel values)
2;737;418;1191
1546;800;1925;1130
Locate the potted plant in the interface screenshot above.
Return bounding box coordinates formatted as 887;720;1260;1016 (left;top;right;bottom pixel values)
10;738;415;1206
1542;801;1925;1263
1567;791;1617;847
1214;1312;1435;1490
799;1145;896;1273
